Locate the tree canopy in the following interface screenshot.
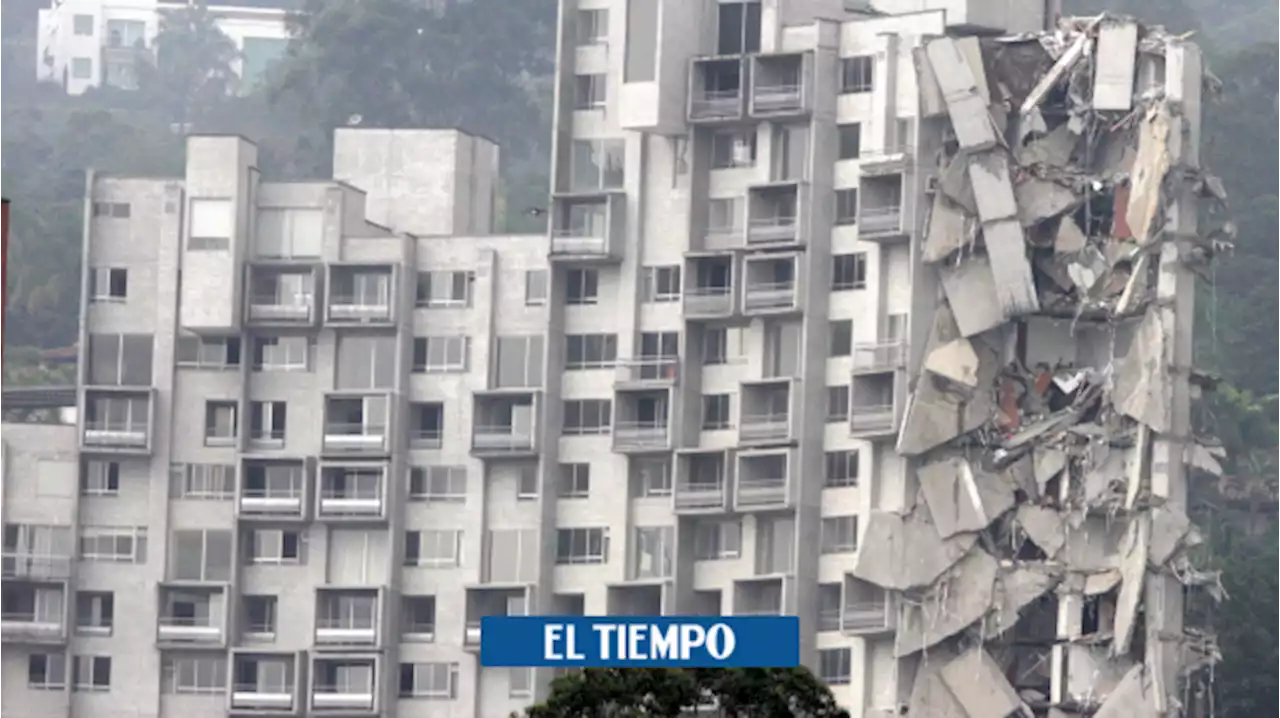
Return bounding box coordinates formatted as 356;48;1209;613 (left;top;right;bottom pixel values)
518;668;850;718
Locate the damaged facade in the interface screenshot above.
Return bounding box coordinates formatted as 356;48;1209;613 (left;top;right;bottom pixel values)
853;13;1227;718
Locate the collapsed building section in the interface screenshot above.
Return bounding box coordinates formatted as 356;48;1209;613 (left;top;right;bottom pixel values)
855;15;1228;718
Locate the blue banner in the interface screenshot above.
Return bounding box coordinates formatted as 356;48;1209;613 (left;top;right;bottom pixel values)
479;616;800;668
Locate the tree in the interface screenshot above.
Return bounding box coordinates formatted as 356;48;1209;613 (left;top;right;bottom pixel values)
517;668;850;718
138;2;242;124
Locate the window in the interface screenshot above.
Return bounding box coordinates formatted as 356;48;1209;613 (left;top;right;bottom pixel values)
244;595;277;635
249;401;287;445
252;336;311;371
408;467;467;502
641;266;681;303
525;269;548;305
105;19;145;48
829;320;852;357
73;14;94;35
75;592;113;634
79;526;146;563
821;516;858;554
575;74;607;109
176;335;241;369
563;399;612;436
188;198;234;251
702;328;728;365
840;56;874;93
576;8;607;44
826;386;850;423
707;197;742;234
569;139;625;192
517;464;539;500
565;268;599;304
702;394;732;430
894;117;915;152
28;653;66;690
88;268;127;301
716;0;761;55
254;208;323;258
412;336;469;373
633;457;672;497
72;655;111;691
80;461;119;496
831;253;867;290
404;530;462;568
694;521;741;560
415;270;474;308
835;188;859;225
336;335;396;389
819;648;852;685
494;335;545;388
556;528;609;564
71;57;92;79
204;401;238;446
91;202;130;218
170;529;233;582
161;656;226;695
399;662;459;699
838;123;861;159
510;667;533;697
825;451;859;488
565;334;617;369
402;595;436;639
246;529;301;564
169;463;235;499
87;333;153;386
558;464;591;498
710;130;756;169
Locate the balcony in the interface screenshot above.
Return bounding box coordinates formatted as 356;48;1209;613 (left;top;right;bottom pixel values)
738;380;794;445
1;552;72;582
550;193;625;263
746;183;803;248
684;256;735;318
310;656;378;714
688;56;747;124
733;577;785;616
627;529;674;583
858;146;913;177
157;585;226;647
322;394;390;455
317;464;386;521
614;357;679;388
81;389;153;454
325;265;394;325
0;584;66;644
246;264;318;326
613;389;672;453
735;451;792;510
230;651;299;714
465;587;527;651
408;402;444;449
843;577;894;635
315;588;381;648
852;341;906;374
742;256;799;315
675;451;731;513
471;394;538;459
858;175;908;243
850;373;900;439
608;584;666;613
749;53;810;118
239;459;308;520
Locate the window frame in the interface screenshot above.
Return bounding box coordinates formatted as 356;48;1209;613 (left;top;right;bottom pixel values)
415;270;474;308
820;515;858;554
835;188;859;225
404;529;463;568
412;336;469;373
565;333;618;370
28;652;67;690
565;268;599;305
555;527;609;565
562;399;613;436
839;56;874;94
557;463;591;499
641;266;682;303
824;450;859;488
837;123;862;160
826;385;850;423
828;320;853;357
408;466;467;503
831;253;867;291
525;269;549;305
88;267;128;302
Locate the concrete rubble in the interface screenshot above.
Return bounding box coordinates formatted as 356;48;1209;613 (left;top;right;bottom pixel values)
853;14;1229;717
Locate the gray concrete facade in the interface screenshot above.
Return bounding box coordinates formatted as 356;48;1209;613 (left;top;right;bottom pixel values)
2;1;1212;717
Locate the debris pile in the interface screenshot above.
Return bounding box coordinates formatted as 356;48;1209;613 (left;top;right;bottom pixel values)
854;15;1230;718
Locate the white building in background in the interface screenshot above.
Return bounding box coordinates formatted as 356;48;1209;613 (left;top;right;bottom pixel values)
36;0;292;95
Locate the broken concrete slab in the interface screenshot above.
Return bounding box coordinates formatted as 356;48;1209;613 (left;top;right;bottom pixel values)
967;152;1020;223
938;646;1029;718
922;338;980;387
1094;665;1157;718
1033;446;1067;495
1018;504;1068;557
1125;103;1175;246
896;334;1000;457
983;219;1042;317
895;548;1000;656
1014;177;1080;227
939;257;1006;337
1147;506;1191;566
983;563;1061;636
1093;19;1140;111
923;193;975;263
1113;308;1172;432
917;456;1015;539
912;46;948;118
1053;215;1088;253
1020;30;1091;115
938;152;978;214
926;37;1000;151
851;509;978;591
1113;515;1151;656
1018;123;1079;168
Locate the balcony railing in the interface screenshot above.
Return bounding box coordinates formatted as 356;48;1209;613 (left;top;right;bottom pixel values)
157;615;221;642
691;89;742;121
735;477;787;507
843;600;892;632
850;404;895;433
858;206;903;235
328;294;391;322
240;486;304;515
322;423;386;452
742;281;796;312
747;215;798;245
248;429;285;449
464;620;482;646
675;481;726;510
753;83;804;113
83;420;149;447
853;341;905;373
410;429;443;449
1;553;72;580
472;426;535;453
613;421;669;451
312;683;375;710
739;412;790;443
734;607;782;616
550;229;608;256
684;286;733;316
0;612;65;641
318;485;383;516
232;684;295;710
248;294;312;322
818;608;842;632
615;357;679;384
315;616;376;643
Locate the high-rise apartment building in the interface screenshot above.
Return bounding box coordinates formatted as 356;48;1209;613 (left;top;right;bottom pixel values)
4;1;1215;717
